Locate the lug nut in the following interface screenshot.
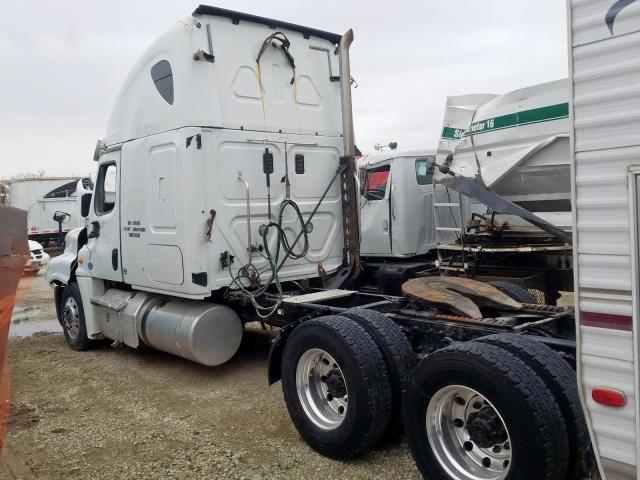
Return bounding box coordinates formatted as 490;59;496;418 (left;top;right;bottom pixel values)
482;457;491;468
453;418;464;428
463;441;473;451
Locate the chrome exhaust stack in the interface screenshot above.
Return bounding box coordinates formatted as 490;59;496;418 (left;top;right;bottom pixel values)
337;29;361;281
339;29;355;160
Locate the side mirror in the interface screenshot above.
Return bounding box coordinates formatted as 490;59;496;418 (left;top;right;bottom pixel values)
81;193;92;218
53;211;71;224
357;170;367;196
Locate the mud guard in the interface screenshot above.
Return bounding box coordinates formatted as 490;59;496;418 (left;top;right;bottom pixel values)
53;285;64;325
267;333;287;385
267;310;331;385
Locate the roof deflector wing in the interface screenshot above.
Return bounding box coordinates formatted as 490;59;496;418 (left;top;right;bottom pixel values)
192;5;342;44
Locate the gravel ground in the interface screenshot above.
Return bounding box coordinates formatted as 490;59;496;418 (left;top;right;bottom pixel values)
1;273;421;479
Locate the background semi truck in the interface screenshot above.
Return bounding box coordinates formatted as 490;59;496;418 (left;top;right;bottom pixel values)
1;176;93;245
43;3;640;480
358;80;573;303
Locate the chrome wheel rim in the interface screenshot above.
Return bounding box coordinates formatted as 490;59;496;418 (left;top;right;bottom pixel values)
296;348;348;430
62;297;81;339
426;385;512;480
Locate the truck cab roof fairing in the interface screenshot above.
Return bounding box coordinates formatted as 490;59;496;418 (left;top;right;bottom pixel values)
104;11;344;146
192;5;342;44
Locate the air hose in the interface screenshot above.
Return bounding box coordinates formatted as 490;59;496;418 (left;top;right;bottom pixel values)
227;163;346;318
227;199;308;319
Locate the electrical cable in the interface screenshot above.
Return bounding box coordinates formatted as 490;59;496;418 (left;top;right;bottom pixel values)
226;163;345;318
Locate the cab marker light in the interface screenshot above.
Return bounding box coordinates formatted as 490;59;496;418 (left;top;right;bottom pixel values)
78;257;84;265
592;387;626;407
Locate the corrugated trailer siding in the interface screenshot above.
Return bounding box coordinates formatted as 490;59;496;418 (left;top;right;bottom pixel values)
573;32;640;151
576;149;636;257
570;0;640;476
572;0;640;45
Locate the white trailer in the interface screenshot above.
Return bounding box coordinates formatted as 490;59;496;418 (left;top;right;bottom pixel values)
2;177;92;244
568;0;640;477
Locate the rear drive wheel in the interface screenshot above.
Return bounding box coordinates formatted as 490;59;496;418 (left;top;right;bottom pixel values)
60;282;94;351
281;315;392;458
404;341;569;480
476;334;591;479
340;309;416;440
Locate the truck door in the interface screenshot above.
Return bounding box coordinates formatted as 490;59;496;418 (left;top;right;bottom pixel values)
360;163;393;256
415;156;436;253
86;151;123;282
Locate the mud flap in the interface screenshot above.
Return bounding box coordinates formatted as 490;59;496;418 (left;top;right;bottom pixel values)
267;333;287;385
325;263;352;289
53;285;64;325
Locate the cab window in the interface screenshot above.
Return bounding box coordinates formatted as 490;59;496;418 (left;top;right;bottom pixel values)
362;165;390;200
95;163;117;215
151;60;174;105
415;157;435;185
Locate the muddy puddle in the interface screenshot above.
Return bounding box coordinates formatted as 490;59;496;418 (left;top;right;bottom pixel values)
9;319;62;337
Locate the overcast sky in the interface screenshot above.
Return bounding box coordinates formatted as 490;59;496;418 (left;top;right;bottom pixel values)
0;1;567;178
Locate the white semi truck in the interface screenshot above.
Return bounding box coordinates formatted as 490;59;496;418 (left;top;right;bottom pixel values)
46;4;640;480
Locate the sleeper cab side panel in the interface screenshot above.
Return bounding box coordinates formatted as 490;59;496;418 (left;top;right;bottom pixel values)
119;128;208;297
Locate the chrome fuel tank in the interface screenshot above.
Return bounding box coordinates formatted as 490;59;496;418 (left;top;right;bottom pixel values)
138;299;243;366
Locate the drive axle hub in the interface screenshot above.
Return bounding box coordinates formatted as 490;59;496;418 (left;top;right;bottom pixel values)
325;369;347;398
467;407;508;448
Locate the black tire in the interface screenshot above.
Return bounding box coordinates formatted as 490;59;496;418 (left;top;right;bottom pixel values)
489;281;538;304
405;341;569;480
340;309;416;440
476;334;591;480
59;282;94;351
281;315;393;458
